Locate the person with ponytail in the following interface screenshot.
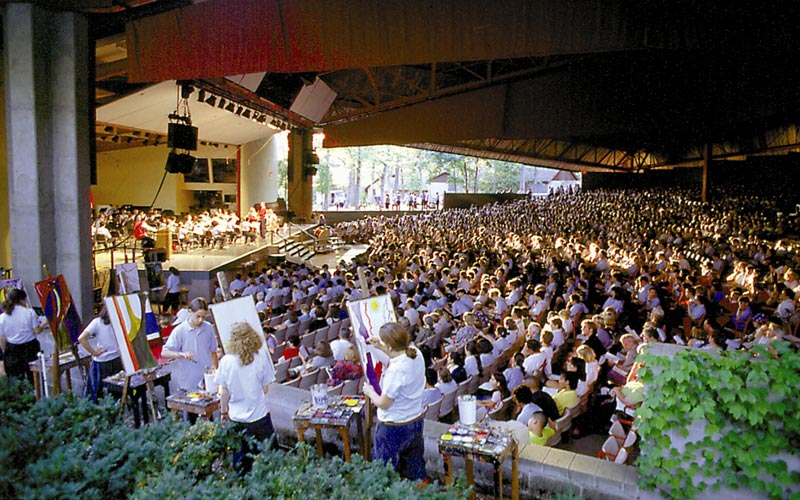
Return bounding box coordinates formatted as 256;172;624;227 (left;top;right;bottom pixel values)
78;304;122;402
362;321;427;481
0;289;46;383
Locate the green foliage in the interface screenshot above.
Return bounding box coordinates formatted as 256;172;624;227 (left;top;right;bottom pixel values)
0;377;466;499
319;145;530;202
636;342;800;500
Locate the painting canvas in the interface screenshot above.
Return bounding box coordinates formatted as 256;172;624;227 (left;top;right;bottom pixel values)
346;294;395;395
0;277;24;304
34;275;83;352
116;263;141;293
209;296;272;370
216;271;231;300
104;293;159;374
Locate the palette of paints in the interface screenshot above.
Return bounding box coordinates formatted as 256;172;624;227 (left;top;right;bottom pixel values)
438;422;512;459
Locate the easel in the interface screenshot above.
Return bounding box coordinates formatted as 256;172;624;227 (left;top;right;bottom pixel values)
39;265;88;396
118;366;161;423
356;266;374;461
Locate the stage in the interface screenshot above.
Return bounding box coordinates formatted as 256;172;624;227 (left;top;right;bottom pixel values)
91;224;367;303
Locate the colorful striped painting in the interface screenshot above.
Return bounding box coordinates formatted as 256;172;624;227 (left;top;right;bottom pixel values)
104;293;158;374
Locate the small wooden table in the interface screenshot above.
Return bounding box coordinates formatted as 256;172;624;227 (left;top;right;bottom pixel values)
28;351;92;399
439;422;519;500
103;369;171;427
292;395;366;462
166;392;220;421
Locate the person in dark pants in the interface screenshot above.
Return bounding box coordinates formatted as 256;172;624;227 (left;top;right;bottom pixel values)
362;322;427;482
163;267;182;315
78;304;123;402
216;321;277;474
0;289;46;385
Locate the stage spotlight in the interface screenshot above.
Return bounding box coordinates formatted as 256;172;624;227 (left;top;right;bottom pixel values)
197;89;206;102
225;102;235;112
235;106;243;115
218;98;226;109
205;95;217;106
242;109;251;119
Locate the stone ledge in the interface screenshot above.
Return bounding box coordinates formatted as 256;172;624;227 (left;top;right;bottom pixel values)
266;383;643;500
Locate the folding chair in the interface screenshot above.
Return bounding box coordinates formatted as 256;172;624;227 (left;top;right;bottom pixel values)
298;368;320;390
424;397;443;420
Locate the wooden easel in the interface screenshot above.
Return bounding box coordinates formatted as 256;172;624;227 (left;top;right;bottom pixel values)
356;266;374;461
119;366;161;423
41;265;87;396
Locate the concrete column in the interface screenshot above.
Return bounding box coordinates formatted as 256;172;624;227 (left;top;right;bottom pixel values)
702;142;711;203
240;132;282;211
287;129;313;222
4;4;92;320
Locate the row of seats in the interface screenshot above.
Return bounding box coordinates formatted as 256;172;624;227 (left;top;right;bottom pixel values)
598;420;638;464
271;320;351;364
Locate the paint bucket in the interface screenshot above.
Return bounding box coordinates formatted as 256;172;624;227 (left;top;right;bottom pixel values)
458;395;477;425
311;383;329;409
204;369;218;394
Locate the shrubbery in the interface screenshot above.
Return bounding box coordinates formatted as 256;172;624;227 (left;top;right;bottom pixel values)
0;377;465;499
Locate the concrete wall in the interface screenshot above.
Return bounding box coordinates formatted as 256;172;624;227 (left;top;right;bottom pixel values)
264;383;650;500
0;73;8;266
443;192;529;210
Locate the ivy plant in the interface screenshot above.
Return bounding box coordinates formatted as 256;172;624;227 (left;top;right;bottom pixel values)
636;341;800;500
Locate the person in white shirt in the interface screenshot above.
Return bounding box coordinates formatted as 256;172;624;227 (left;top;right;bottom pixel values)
435;366;458;395
229;274;246;294
0;289;46;383
78;305;122;402
503;352;525;392
522;339;548;376
362;322;427;481
164;266;182;315
776;288;796;322
162;297;218;392
216;321;276;473
330;328;353;361
422;368;443;407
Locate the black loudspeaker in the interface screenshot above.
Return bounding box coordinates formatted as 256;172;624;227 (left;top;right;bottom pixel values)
167;123;198;151
165;152;196;174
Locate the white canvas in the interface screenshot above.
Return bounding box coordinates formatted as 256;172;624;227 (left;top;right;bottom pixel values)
116;263;141;293
209;296;274;369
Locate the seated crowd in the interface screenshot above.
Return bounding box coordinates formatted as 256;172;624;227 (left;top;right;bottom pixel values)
205;184;799;461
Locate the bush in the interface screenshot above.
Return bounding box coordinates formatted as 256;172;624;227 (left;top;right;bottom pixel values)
0;377;466;499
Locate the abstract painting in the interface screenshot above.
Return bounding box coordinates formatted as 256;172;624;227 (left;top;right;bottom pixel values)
0;277;24;304
34;275;83;352
346;294;394;395
104;293;158;374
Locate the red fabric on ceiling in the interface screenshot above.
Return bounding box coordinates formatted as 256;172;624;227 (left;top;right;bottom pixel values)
127;0;649;83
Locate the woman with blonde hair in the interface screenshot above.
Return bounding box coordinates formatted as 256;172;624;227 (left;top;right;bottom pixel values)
362;321;427;481
215;321;276;473
575;344;599;396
